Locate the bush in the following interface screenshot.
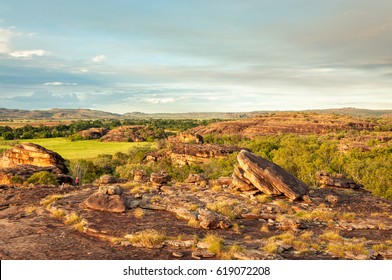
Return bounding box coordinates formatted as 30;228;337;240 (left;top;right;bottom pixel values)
27;171;58;186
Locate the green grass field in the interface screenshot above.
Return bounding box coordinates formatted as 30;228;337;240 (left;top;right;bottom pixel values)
0;138;155;160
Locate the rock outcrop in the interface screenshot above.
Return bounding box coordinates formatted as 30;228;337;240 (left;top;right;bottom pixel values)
83;185;127;213
0;143;68;173
316;171;363;189
150;171;170;187
176;133;204;144
94;175;118;185
170;143;242;166
77;127;108;139
232;150;308;200
101;125;156;142
0;143;71;185
0;165;72;185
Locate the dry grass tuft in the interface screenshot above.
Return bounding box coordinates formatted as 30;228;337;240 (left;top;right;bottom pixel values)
125;229;166;248
40;194;64;207
202;234;225;255
133;208;145;218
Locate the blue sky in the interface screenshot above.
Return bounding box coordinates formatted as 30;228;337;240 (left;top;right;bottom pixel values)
0;0;391;113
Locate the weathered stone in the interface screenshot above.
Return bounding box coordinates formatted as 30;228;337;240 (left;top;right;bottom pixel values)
316;171;363;189
325;194;339;204
101;125;157;142
232;166;257;191
150;171;170;186
235;150;308;200
77;127;108;139
172;252;184;258
83;193;126;213
186;173;207;184
170;143;242;166
233;250;276;260
192;251;215;259
0;164;73;185
95;175;118;185
197;208;231;229
98;185;124;195
0;143;68;173
166;240;195;248
133;170;148;182
177;133;204;144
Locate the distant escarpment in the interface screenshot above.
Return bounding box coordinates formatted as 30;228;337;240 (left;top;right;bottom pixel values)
187;113;379;139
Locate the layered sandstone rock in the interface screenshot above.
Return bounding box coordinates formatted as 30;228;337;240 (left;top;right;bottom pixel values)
170;143;242;166
94;174;118;185
176;133;204;144
232;150;308;200
0;143;68;173
0;143;71;185
0;165;72;185
150;171;170;187
316;171;363;189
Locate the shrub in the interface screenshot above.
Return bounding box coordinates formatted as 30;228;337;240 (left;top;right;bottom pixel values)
10;175;24;185
27;171;58;186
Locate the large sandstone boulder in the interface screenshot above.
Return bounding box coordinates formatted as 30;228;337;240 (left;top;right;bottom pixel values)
84;192;126;213
233;150;308;200
0;143;68;174
0;143;71;185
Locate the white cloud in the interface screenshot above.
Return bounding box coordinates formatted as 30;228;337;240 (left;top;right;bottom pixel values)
0;28;13;54
92;55;106;63
44;82;78;86
0;27;49;59
9;49;48;58
144;97;176;104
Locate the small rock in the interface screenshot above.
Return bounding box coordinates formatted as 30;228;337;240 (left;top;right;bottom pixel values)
325;195;339;205
172;252;184;258
98;185;123;195
150;171;170;186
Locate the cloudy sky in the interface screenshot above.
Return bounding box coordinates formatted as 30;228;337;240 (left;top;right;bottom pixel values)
0;0;391;113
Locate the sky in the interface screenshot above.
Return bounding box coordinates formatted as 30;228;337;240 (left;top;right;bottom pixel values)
0;0;391;113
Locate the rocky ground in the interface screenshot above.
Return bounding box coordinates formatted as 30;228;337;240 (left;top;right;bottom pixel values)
1;179;391;260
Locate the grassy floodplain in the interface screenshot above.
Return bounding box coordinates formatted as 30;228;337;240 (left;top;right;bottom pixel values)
0;138;155;160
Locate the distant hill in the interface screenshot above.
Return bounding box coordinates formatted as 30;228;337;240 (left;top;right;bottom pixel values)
0;107;391;120
0;108;121;120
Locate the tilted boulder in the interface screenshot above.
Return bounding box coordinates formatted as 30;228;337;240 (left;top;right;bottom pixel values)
233;150;308;200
